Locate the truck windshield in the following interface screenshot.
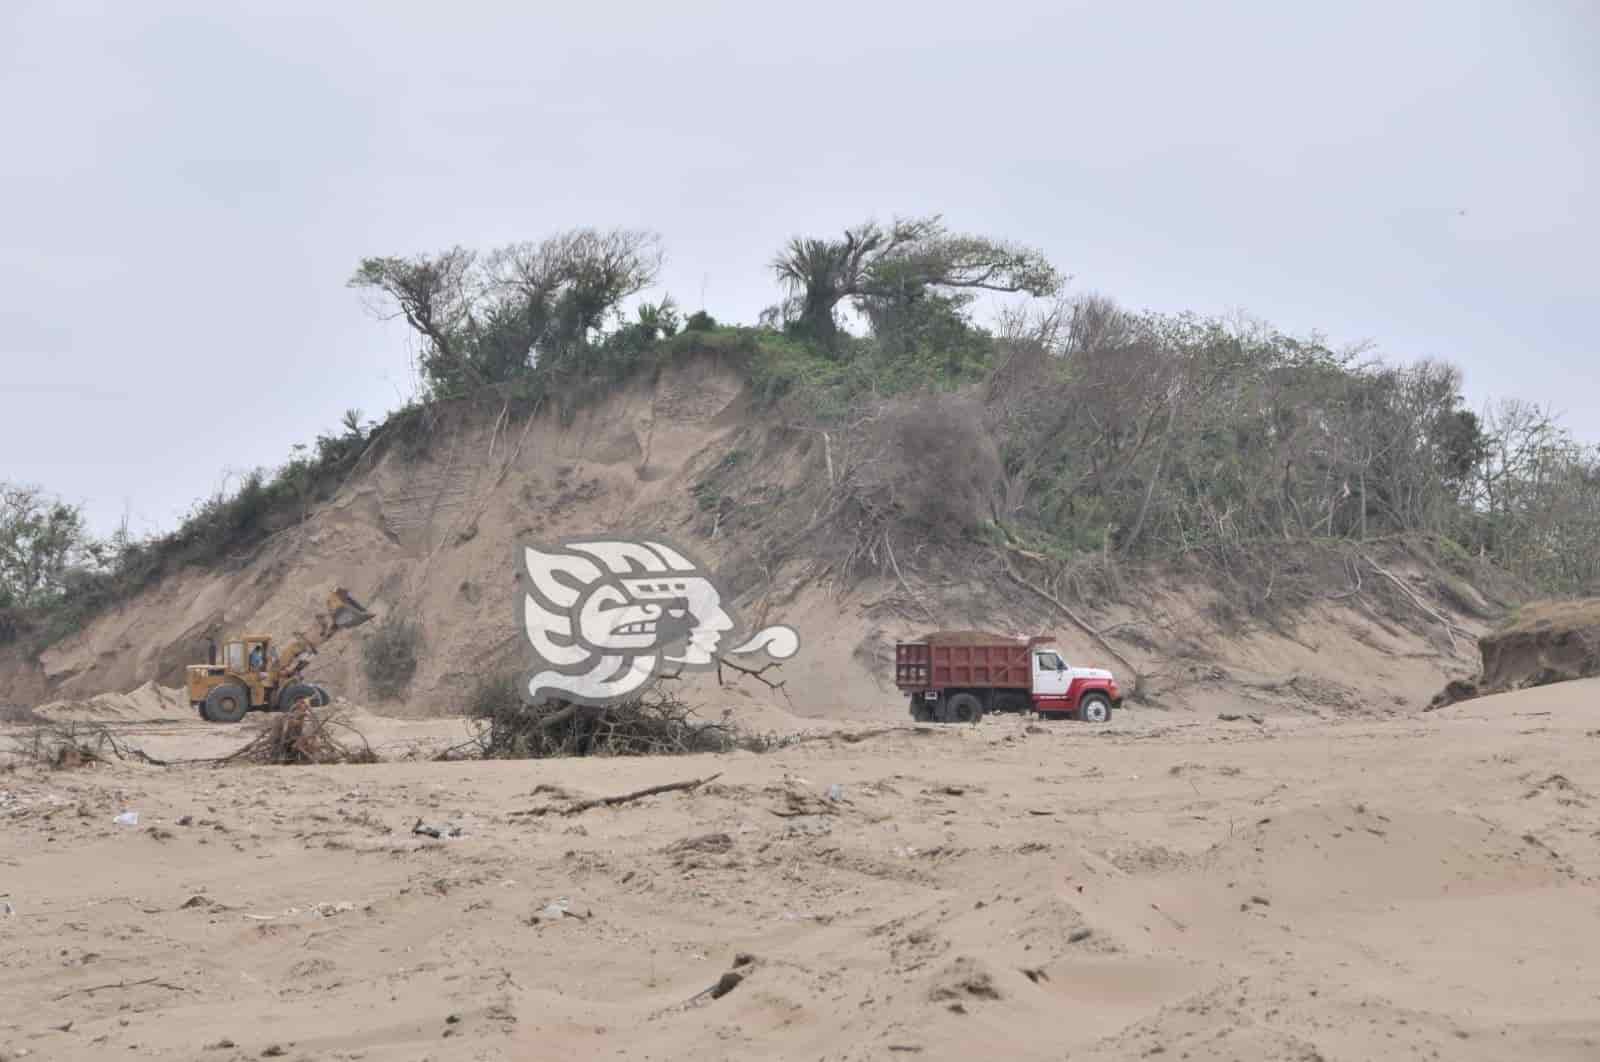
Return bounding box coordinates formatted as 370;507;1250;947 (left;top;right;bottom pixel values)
1035;652;1064;671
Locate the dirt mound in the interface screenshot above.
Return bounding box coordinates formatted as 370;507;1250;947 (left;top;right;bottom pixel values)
33;680;190;723
924;630;1030;645
1430;598;1600;709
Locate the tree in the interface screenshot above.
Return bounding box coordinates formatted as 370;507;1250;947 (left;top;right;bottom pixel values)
351;229;664;394
481;229;663;357
0;484;95;609
772;215;1062;350
349;248;478;390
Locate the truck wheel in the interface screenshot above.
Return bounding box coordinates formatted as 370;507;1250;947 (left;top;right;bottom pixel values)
277;683;321;711
909;696;934;723
202;683;250;724
941;692;983;724
1079;693;1112;724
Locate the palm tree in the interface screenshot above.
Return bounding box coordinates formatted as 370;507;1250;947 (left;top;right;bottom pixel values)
771;226;883;346
771;216;1060;352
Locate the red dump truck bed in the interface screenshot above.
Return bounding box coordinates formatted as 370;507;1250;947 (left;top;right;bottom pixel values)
894;632;1039;691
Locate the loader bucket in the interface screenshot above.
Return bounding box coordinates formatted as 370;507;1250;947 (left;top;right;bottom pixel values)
329;588;376;630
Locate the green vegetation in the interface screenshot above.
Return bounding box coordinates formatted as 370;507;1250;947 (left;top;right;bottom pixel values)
768;216;1059;350
348;229;668;399
5;215;1597;654
977;302;1600;596
0;484;90;612
0;411;372;649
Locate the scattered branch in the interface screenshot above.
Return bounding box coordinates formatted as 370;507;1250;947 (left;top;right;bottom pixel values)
714;654;788;697
510;773;721;818
52;976;186;1001
7;722;170;769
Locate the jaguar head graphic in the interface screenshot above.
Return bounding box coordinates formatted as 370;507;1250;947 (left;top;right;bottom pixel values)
519;538;798;705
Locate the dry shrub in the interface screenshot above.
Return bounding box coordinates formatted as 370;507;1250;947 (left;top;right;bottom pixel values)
469;675;739;758
363;615;422;700
858;394;1001;533
1032;548;1127;608
811;393;1003;576
464;669;523;720
225;704;376;765
1180;539;1382;633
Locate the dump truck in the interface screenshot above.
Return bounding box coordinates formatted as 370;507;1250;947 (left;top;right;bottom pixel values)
895;631;1121;724
186;588;375;723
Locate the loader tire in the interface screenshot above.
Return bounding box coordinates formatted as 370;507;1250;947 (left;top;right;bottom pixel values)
202;683;250;724
310;684;331;707
277;683;322;711
940;692;984;725
1078;692;1112;724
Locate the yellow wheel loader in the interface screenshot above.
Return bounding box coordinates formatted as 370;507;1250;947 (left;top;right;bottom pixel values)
186;588;376;723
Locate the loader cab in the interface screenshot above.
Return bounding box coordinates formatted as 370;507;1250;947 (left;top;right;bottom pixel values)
187;635;272;713
1032;646;1070;697
218;637;272;672
224;636;275;705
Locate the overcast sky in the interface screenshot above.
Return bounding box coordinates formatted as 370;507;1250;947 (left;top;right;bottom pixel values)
3;0;1595;537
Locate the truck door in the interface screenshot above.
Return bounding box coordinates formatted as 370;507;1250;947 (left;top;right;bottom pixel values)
1033;650;1070;697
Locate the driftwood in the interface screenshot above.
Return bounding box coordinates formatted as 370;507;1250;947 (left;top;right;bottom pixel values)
52;976;185;1001
510;773;722;818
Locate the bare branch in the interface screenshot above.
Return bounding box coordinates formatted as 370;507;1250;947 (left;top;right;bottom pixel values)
510;773;722;818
